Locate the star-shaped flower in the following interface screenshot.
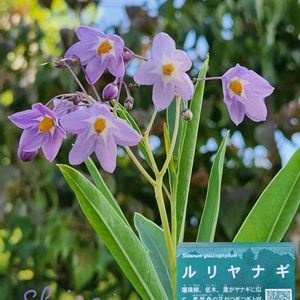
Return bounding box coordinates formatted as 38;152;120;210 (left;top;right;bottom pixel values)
65;25;125;84
221;64;274;125
60;103;140;173
9;103;66;162
134;32;194;110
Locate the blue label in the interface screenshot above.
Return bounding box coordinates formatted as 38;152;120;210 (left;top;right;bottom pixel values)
176;243;295;300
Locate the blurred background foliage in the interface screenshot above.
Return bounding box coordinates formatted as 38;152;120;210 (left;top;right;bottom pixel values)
0;0;300;299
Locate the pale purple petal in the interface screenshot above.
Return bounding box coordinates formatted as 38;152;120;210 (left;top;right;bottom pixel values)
243;71;274;96
109;34;125;53
9;109;40;129
85;56;108;84
225;98;246;125
76;25;105;40
174;73;194;101
32;103;57;120
69;131;97;165
19;127;43;152
153;80;175;110
108;54;125;78
87;103;113;119
151;32;176;60
95;135;117;173
112;118;141;146
222;63;248;82
42;127;65;162
60;109;90;134
239;92;268;122
174;50;192;71
64;41;96;65
134;61;159;85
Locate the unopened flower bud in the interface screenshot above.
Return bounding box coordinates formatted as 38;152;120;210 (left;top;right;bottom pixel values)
102;83;119;101
182;108;193;121
124;97;134;110
122;50;133;64
18;149;38;162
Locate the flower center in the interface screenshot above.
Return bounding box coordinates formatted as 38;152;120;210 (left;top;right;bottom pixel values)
38;117;55;133
229;80;243;96
93;118;106;134
162;63;175;76
97;41;112;55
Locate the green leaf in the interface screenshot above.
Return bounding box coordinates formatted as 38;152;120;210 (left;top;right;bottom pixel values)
234;147;300;242
116;103;152;168
134;213;173;300
58;164;168;300
84;157;129;225
176;56;209;243
196;131;230;242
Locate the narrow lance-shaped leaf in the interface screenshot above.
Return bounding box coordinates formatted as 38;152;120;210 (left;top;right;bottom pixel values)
176;55;209;243
85;157;129;225
58;164;168;300
196;131;230;242
234;147;300;242
134;213;173;300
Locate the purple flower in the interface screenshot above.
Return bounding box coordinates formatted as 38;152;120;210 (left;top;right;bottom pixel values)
133;32;194;110
221;64;274;125
9;103;66;162
60;103;141;173
65;25;125;84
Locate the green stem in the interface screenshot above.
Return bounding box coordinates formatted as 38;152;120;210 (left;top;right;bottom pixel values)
125;146;156;186
142;109;159;173
153;178;176;300
159;97;181;177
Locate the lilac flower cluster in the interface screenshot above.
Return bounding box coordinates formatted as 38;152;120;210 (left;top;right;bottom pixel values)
9;25;274;172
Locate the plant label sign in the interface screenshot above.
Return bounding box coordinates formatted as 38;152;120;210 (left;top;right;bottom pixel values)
177;243;295;300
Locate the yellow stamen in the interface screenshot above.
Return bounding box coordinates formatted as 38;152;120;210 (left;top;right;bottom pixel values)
162;64;175;76
94;118;106;134
97;41;112;55
39;117;54;133
229;80;243;96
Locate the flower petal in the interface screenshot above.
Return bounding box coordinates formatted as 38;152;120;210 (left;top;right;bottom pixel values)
175;73;194;101
85;56;108;84
243;71;274;97
60;109;90;134
108;54;125;78
9;109;40;129
153;80;175;111
87;103;113;119
133;61;158;85
19;127;43;152
151;32;176;60
42;127;65;162
76;25;105;40
112;118;141;146
32;103;57;119
64;41;96;65
95;135;117;173
240;92;268;122
69;131;97;165
174;50;192;71
225;98;246;125
109;34;124;53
